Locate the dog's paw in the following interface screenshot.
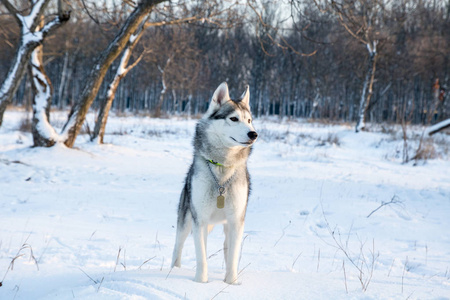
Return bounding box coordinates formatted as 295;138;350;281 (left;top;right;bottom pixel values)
194;273;208;283
224;275;241;285
171;260;181;268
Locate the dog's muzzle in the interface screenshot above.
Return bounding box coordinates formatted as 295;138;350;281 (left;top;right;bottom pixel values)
247;131;258;141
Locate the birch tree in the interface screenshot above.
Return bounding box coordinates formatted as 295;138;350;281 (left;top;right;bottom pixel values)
91;2;237;140
28;0;72;147
91;17;149;143
154;54;173;117
0;0;70;127
61;0;166;148
29;23;59;147
315;0;386;132
1;0;446;125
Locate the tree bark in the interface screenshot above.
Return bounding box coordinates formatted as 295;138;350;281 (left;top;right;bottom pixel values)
91;18;147;144
29;44;58;147
355;43;378;132
61;0;166;148
0;0;69;127
30;1;70;147
154;56;173;117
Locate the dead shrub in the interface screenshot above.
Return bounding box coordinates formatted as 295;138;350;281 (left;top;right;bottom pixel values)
413;140;438;161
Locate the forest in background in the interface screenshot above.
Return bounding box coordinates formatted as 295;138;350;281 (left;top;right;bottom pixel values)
0;0;449;126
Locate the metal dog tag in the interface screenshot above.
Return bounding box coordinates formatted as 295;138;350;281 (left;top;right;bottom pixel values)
217;195;225;209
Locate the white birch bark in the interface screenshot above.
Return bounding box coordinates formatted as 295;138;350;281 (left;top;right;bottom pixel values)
355;41;378;133
29;44;59;146
61;0;165;148
0;0;70;127
91;18;148;144
155;56;173;117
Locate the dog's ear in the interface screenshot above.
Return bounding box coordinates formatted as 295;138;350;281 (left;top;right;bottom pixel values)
206;82;229;115
239;85;250;106
211;82;229;106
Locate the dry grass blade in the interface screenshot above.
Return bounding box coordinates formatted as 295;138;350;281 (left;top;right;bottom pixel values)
138;256;156;270
1;241;39;287
319;201;379;292
114;246;122;272
274;221;291;247
79;268;98;284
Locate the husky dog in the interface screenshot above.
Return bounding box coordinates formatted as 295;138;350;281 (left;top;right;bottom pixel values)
171;82;258;284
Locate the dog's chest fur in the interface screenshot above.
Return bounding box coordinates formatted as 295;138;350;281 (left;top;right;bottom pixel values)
190;151;250;225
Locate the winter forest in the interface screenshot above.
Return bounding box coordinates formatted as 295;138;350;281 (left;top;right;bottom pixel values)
1;0;450;299
1;0;449;142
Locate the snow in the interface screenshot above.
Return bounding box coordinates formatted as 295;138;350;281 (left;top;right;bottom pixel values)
130;33;139;45
18;0;48;45
366;41;378;55
21;30;43;46
117;49;131;76
356;118;365;132
18;0;47;30
39;17;62;37
1;111;450;299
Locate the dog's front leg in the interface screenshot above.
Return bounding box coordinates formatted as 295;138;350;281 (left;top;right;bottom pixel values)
224;220;244;284
193;223;208;283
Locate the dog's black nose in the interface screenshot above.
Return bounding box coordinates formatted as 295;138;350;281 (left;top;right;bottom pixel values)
248;131;258;140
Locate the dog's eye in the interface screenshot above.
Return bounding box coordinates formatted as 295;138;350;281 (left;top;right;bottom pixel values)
230;117;239;122
248;119;251;123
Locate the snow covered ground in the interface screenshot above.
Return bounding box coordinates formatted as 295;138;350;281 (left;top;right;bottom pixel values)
1;110;449;299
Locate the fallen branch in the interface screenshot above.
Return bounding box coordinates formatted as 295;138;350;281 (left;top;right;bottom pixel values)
367;195;403;218
427;118;450;136
274;221;291;247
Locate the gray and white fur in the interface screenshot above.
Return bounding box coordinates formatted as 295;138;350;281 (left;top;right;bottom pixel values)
171;82;258;284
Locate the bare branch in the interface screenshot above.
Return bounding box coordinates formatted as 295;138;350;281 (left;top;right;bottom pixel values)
249;0;317;57
1;0;20;24
122;50;145;76
80;0;101;27
122;0;137;7
366;195;403;218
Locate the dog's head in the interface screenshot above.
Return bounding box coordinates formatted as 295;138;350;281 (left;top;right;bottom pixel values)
204;82;258;148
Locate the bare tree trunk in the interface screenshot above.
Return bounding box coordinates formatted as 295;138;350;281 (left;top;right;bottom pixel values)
257;93;262;118
355;42;378;132
186;93;192;118
0;0;70;127
155;74;167;117
57;49;69;108
426;78;442;125
61;0;166;148
29;1;70;147
91;18;148;143
309;93;320;119
172;89;178;114
29;43;58;147
155;56;173;117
